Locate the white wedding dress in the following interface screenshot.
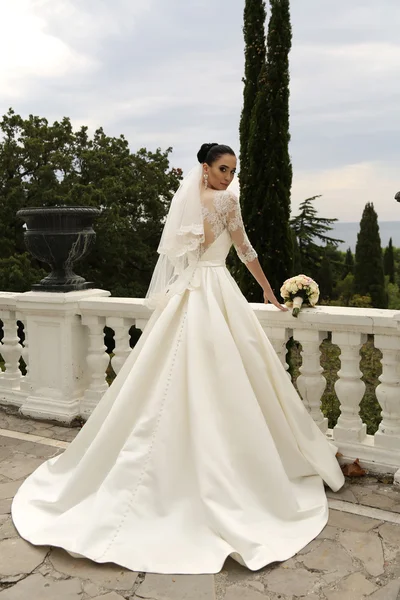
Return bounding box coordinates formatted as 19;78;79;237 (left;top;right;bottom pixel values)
12;190;344;575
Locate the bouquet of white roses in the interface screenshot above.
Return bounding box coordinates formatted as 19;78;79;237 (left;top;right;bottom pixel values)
280;275;320;317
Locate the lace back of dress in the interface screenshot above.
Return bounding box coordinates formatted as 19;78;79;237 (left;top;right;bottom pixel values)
200;191;227;254
200;189;257;264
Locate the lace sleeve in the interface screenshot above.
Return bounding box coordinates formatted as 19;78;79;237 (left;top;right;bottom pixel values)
217;191;258;264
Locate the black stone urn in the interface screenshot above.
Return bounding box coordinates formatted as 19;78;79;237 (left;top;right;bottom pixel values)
17;206;101;292
396;191;400;202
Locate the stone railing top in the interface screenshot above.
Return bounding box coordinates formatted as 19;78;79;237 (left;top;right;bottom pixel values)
78;296;151;318
252;304;400;334
1;290;400;335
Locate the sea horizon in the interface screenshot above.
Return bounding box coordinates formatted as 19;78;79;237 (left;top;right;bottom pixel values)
325;221;400;252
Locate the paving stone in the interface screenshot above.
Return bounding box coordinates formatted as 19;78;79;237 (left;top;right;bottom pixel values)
0;455;43;480
136;573;215;599
298;540;354;583
13;441;59;459
323;571;377;600
279;557;297;569
248;581;265;592
0;572;83;599
351;488;398;511
353;482;400;501
82;582;103;597
326;486;358;503
378;522;400;546
297;539;322;555
385;550;400;579
317;525;338;541
0;417;9;428
381;541;398;563
0;498;11;515
327;509;382;532
2;422;35;434
224;585;271;599
224;557;256;582
50;549;138;591
0;517;17;540
31;429;56;438
2;415;30;428
0;538;48;576
0;447;13;461
37;563;55;576
0;575;25;585
0;438;20;449
91;594;125;600
25;420;52;429
368;580;400;600
53;430;79;442
339;530;384;577
0;481;21;500
50;426;76;438
264;566;321;596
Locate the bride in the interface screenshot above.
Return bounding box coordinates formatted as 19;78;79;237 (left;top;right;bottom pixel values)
12;142;344;575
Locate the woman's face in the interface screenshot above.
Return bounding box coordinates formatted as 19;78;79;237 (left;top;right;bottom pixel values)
203;154;237;191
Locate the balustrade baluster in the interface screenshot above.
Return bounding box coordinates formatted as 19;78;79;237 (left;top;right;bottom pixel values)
374;335;400;451
263;326;291;375
293;329;328;432
106;317;133;375
0;310;22;389
81;314;109;416
332;331;367;442
16;317;33;395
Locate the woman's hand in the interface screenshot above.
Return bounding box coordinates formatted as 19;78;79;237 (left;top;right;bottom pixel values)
263;289;289;312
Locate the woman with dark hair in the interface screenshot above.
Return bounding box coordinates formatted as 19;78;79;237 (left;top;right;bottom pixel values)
12;143;344;575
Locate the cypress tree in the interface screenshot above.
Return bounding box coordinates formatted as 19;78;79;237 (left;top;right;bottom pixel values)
318;251;334;300
263;0;292;225
384;237;395;284
343;247;354;279
354;203;387;308
239;0;293;300
239;0;267;201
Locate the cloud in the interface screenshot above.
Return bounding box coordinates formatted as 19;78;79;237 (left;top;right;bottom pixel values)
292;161;399;222
1;0;399;222
0;0;97;98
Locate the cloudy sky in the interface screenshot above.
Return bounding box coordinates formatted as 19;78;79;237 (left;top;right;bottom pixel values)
1;0;399;222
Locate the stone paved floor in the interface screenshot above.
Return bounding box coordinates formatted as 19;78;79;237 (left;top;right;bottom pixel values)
0;410;399;600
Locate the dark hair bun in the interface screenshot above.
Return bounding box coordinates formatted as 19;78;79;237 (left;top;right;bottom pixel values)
197;143;219;164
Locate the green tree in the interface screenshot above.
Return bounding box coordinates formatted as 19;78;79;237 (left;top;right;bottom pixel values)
387;282;400;310
318;251;334;300
291;227;302;274
383;237;395;284
239;0;293;299
239;0;267;201
333;273;355;307
0;254;46;293
343;247;354;278
0;109;182;296
290;196;343;279
354;203;387;308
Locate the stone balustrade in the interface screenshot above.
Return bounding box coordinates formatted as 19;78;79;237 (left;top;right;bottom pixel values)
1;289;400;482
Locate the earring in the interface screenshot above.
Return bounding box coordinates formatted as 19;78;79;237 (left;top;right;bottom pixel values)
203;174;208;189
